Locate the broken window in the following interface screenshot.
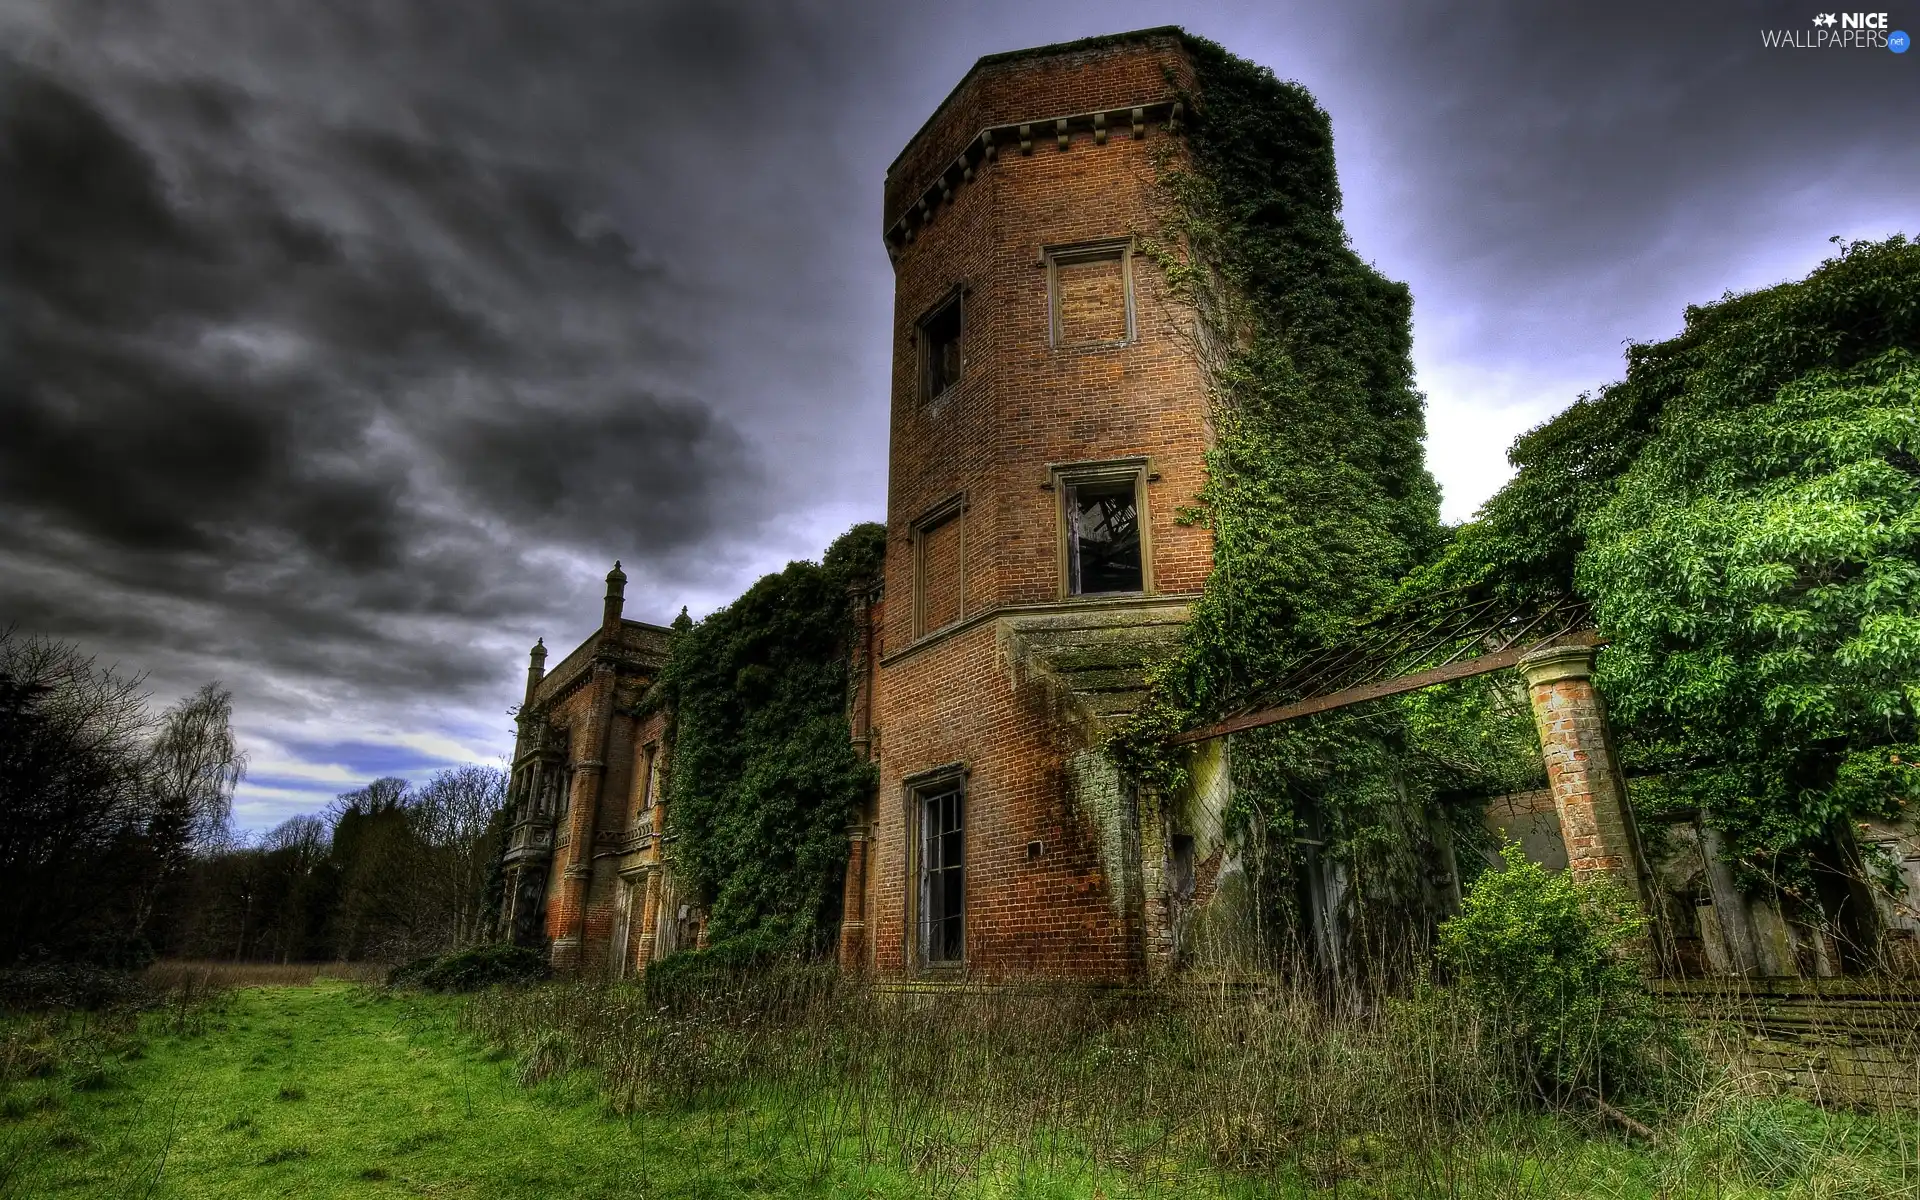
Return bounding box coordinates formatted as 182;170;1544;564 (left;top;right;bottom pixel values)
919;292;963;401
637;741;660;812
1047;241;1133;347
1066;476;1143;594
1170;834;1196;902
918;780;965;965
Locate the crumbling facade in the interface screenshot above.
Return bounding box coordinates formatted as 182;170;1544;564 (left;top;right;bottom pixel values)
839;30;1216;981
499;565;699;977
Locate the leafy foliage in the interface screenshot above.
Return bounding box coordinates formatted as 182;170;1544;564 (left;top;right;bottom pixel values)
1423;237;1920;888
1112;38;1516;950
661;523;884;953
1439;845;1656;1096
391;943;550;993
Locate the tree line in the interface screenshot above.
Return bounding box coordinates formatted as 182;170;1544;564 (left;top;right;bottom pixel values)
0;628;506;968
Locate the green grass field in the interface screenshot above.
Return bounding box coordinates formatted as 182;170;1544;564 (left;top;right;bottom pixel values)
2;984;944;1199
1;982;1915;1198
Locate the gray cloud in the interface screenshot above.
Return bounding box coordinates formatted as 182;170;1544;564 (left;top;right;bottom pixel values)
1;0;1912;827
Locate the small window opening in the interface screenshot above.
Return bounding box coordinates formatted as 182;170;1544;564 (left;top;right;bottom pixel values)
1170;834;1196;901
919;782;965;964
639;742;660;811
1066;478;1142;594
920;294;963;401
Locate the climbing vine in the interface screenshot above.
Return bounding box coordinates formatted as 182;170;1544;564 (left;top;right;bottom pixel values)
1414;236;1920;896
1114;37;1529;960
658;523;884;954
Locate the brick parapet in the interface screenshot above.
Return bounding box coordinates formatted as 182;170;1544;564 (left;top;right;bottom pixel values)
885;30;1191;236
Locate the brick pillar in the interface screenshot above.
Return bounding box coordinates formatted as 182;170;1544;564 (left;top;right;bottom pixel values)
838;826;869;971
1518;643;1649;905
550;659;616;973
635;869;662;971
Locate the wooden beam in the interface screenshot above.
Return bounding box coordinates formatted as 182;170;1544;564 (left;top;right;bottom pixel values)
1168;631;1603;746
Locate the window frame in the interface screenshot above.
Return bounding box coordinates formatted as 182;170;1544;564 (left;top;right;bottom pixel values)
1045;237;1136;350
1049;457;1153;600
916;286;966;403
903;764;968;972
637;740;660;812
909;493;967;640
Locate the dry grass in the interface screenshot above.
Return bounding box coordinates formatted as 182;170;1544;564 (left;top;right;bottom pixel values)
143;960;386;992
461;966;1920;1197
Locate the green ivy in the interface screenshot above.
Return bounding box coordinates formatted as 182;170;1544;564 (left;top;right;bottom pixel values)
1426;236;1920;894
659;523;884;954
1112;36;1529;952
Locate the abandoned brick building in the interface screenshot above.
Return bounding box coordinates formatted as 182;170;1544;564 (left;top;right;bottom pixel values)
497;29;1920;983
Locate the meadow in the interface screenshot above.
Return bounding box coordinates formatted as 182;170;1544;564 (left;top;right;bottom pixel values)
0;966;1915;1198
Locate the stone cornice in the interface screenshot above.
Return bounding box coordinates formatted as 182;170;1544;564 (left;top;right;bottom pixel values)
885;100;1183;260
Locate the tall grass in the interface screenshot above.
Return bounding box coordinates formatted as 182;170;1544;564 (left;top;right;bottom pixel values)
462;965;1917;1197
143;959;386;992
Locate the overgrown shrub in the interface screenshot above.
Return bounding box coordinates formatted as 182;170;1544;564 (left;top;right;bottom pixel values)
396;944;549;993
660;523;884;950
1439;844;1657;1098
0;963;153;1013
642;928;833;1016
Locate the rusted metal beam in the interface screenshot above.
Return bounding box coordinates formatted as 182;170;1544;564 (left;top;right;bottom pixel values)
1169;630;1604;746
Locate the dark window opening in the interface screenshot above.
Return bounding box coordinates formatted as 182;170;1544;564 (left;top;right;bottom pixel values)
921;296;963;400
919;783;965;964
1067;479;1142;594
1171;834;1196;901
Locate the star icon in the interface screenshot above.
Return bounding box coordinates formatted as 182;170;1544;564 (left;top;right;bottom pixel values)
1813;12;1837;26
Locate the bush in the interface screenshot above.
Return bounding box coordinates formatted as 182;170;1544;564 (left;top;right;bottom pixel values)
394;944;550;993
642;929;831;1015
1438;844;1657;1099
0;963;154;1012
384;954;439;990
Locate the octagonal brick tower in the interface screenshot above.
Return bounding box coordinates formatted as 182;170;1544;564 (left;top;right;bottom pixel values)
845;29;1215;981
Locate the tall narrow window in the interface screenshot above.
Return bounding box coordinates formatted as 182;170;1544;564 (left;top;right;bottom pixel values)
638;742;660;811
917;779;965;965
919;291;963;401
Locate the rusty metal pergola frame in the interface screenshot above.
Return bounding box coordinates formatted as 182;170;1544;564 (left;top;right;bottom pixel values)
1170;589;1598;745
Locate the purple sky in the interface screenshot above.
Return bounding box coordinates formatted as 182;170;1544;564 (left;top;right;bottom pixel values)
2;0;1913;833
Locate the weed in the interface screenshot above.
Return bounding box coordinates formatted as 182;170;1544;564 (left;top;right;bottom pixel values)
275;1084;306;1101
258;1144;311;1165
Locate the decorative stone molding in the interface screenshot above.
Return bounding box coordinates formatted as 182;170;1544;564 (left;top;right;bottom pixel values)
884;100;1183;260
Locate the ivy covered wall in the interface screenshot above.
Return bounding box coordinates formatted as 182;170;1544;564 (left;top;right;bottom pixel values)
657;523;884;954
1114;36;1537;968
1416;237;1920;900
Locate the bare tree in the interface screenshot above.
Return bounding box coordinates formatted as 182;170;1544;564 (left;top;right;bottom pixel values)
147;683;247;850
409;765;509;949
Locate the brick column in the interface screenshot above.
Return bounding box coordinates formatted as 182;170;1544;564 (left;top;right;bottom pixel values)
550;659;616;973
838;826;869;971
1519;643;1649;905
635;869;662;971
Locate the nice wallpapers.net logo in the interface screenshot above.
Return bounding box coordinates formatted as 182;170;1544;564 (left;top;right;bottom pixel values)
1762;12;1911;50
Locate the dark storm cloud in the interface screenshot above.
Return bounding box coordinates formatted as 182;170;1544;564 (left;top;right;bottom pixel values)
1;0;1911;828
